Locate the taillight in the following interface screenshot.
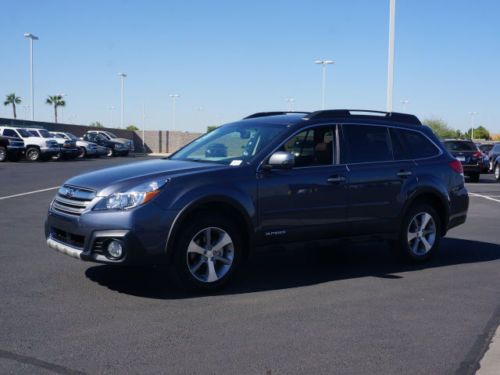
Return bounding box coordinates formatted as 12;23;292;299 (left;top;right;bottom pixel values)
473;151;482;158
449;159;464;174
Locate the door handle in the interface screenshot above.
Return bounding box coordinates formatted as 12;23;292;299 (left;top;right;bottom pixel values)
396;170;412;178
327;175;346;184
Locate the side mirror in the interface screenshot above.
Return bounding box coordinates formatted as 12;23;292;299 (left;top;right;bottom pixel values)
267;151;295;169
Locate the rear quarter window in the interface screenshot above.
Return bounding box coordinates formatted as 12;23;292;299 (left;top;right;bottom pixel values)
399;129;440;159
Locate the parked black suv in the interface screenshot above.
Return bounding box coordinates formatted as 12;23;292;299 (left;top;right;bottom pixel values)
45;110;469;291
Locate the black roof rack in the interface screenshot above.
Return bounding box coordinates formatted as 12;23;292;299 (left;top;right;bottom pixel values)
244;111;310;119
305;109;422;126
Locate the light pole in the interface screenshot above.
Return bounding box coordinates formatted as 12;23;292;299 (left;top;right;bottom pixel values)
400;99;409;112
469;111;478;140
315;60;334;109
118;73;127;128
24;33;38;121
285;98;295;111
386;0;396;112
169;94;180;130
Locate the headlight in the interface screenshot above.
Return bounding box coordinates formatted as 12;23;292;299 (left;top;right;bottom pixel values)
94;179;169;210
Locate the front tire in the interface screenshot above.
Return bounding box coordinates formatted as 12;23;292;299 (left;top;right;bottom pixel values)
107;148;114;157
77;147;86;158
396;203;441;263
170;213;243;291
495;164;500;181
25;147;41;161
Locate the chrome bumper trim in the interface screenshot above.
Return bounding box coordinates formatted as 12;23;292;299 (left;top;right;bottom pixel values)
47;237;82;259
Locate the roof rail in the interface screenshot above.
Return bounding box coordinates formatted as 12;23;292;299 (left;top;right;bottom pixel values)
243;111;310;119
305;109;422;125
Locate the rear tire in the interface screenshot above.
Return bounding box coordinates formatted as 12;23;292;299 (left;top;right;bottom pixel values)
77;147;86;158
469;173;480;183
396;203;441;263
0;146;7;162
169;213;243;292
25;147;41;161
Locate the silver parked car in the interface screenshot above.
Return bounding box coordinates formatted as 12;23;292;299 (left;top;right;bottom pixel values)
50;131;99;158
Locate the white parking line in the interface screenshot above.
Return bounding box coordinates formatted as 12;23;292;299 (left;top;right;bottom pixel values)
0;187;59;201
469;193;500;204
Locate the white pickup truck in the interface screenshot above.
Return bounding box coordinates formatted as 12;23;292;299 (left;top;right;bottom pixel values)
0;126;60;161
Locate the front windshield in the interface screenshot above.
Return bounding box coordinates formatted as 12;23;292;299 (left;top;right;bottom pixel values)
39;129;52;138
170;123;286;165
16;128;31;137
104;131;117;138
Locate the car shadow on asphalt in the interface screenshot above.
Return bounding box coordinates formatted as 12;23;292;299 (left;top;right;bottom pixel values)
84;237;500;299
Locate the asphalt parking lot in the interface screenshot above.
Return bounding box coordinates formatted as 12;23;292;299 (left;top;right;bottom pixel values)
1;157;499;374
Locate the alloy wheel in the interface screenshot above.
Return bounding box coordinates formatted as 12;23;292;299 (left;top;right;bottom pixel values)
27;149;39;161
0;147;6;162
186;227;234;283
495;165;500;180
407;212;436;256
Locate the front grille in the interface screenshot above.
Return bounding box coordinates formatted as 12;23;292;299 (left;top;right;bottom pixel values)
50;227;85;249
52;185;96;216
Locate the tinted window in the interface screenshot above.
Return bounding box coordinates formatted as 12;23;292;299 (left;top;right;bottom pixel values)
389;129;408;160
16;129;31;137
28;130;40;137
493;145;500;152
399;130;440;158
3;129;17;137
444;141;477;152
280;126;334;167
343;125;392;163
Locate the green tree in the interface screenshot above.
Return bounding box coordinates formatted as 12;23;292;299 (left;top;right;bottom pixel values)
126;125;139;131
3;93;21;119
424;118;457;139
207;125;218;133
45;95;66;123
90;121;104;128
466;126;490;140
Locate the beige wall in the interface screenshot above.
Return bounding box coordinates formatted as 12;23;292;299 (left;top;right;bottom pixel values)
134;130;202;154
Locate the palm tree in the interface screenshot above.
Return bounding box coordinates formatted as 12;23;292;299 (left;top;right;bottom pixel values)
3;93;21;119
45;95;66;123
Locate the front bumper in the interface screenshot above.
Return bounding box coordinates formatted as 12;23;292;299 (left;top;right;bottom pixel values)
45;202;178;265
41;146;61;156
60;147;80;157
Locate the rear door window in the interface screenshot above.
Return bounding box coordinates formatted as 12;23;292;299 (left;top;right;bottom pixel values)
398;129;440;159
342;125;392;163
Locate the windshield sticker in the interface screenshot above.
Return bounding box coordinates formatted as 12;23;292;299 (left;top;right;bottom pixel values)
230;160;243;166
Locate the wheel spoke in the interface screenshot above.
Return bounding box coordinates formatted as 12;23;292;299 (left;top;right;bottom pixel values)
420;213;432;231
420;237;432;252
205;228;212;249
412;237;421;254
214;255;231;265
212;233;232;252
187;241;205;255
206;259;218;282
190;257;205;273
407;231;418;242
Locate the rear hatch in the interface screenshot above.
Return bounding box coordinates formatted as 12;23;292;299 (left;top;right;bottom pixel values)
444;140;481;165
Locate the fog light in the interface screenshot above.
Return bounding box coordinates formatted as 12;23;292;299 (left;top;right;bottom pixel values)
107;240;123;259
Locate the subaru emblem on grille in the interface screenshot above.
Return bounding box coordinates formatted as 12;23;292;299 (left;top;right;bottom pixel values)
65;188;75;198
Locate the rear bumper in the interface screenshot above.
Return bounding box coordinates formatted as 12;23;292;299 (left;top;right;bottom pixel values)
462;164;481;174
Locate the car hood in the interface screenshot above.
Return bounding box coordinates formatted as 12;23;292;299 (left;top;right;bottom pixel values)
64;159;226;195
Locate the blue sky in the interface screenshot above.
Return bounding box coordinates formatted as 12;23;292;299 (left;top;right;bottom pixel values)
1;0;499;133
